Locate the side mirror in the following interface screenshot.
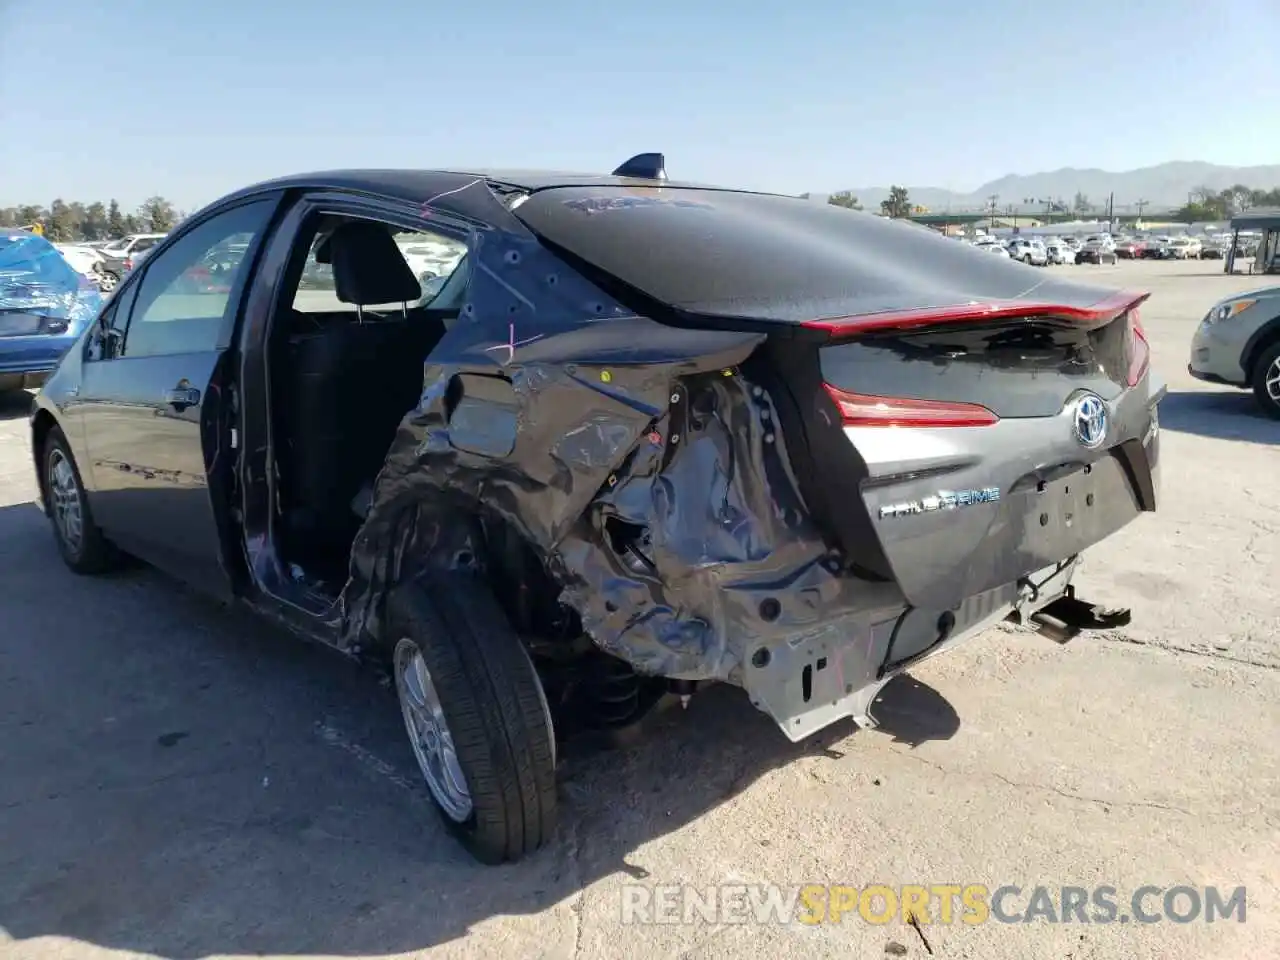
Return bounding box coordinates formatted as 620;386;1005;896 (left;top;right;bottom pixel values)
87;312;124;360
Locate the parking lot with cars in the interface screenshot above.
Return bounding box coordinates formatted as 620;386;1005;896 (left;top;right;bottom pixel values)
0;258;1276;959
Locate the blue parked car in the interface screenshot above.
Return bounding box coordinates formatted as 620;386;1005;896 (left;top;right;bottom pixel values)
0;230;103;394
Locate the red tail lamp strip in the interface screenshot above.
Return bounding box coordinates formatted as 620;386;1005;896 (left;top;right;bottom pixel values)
823;385;999;428
803;289;1151;336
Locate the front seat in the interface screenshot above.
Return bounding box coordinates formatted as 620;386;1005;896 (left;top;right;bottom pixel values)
284;221;435;554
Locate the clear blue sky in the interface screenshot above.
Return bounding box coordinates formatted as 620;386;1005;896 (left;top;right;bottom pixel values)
2;0;1277;209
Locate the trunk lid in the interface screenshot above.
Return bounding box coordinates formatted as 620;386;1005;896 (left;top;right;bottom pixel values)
754;296;1157;611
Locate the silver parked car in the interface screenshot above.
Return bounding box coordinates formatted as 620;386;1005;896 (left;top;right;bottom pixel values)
1007;237;1048;266
1188;285;1280;417
1044;239;1077;265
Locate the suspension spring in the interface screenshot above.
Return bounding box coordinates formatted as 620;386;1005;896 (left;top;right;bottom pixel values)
585;657;641;727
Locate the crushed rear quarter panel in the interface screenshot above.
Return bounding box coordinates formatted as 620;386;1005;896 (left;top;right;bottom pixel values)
338;196;900;693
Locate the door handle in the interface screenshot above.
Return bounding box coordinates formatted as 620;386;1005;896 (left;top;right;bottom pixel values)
164;386;201;410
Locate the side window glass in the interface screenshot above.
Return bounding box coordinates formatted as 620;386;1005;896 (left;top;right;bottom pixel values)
290;223;468;314
392;229;468;308
291;233;338;312
120;200;274;359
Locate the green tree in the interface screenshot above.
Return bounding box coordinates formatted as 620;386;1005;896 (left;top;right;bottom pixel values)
1173;193;1229;223
0;208;16;227
1226;185;1255;215
137;196;176;233
17;204;46;229
879;185;912;218
82;202;108;240
106;199;126;238
827;190;862;210
46;199;77;241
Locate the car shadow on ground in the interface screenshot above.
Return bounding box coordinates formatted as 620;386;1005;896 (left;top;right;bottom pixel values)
1159;389;1279;445
0;498;960;957
0;389;34;422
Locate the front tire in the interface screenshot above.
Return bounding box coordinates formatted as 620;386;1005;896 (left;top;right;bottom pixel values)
43;427;119;574
386;578;557;864
1252;342;1280;420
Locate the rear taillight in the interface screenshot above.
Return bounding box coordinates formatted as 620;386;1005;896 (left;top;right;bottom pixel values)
124;257;134;271
1125;309;1149;387
823;384;999;428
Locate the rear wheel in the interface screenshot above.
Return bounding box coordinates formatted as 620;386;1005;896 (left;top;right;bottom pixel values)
43;427;119;574
386;577;557;864
1252;342;1280;419
99;271;119;293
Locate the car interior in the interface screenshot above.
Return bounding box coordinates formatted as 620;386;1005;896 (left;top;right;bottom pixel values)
270;214;471;583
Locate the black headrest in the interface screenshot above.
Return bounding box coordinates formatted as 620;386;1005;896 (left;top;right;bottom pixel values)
327;221;421;306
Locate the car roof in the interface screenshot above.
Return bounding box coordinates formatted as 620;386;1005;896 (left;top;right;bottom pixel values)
225;168;779;207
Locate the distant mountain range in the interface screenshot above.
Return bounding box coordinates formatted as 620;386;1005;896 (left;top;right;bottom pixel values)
835;162;1280;214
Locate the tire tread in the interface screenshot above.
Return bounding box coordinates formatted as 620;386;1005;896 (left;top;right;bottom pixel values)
387;577;556;863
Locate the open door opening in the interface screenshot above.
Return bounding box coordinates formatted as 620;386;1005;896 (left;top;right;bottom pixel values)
264;213;471;590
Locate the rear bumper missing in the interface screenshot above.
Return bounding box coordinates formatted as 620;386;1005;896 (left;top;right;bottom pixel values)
743;560;1086;742
0;330;80;389
0;370;50;391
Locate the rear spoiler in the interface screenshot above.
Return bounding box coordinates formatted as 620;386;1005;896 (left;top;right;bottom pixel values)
802;289;1151;338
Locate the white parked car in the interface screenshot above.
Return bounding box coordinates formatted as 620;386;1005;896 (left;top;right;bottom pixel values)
1006;237;1048;266
1044;240;1077;265
100;232;168;259
53;244;106;285
1166;236;1201;260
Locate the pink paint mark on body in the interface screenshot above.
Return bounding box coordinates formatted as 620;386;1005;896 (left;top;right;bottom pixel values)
483;321;544;365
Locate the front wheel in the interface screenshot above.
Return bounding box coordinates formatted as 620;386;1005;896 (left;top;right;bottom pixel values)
1252;342;1280;420
386;577;557;864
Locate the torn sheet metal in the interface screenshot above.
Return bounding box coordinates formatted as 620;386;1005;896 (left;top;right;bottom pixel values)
336;202;895;690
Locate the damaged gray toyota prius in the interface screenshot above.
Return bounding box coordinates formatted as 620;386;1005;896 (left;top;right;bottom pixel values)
30;154;1164;863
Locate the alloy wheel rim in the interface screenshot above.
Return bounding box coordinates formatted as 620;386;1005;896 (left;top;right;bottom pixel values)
48;450;83;554
1266;357;1280;404
394;638;472;822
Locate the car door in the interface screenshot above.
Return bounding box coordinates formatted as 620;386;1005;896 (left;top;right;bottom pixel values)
77;197;279;596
